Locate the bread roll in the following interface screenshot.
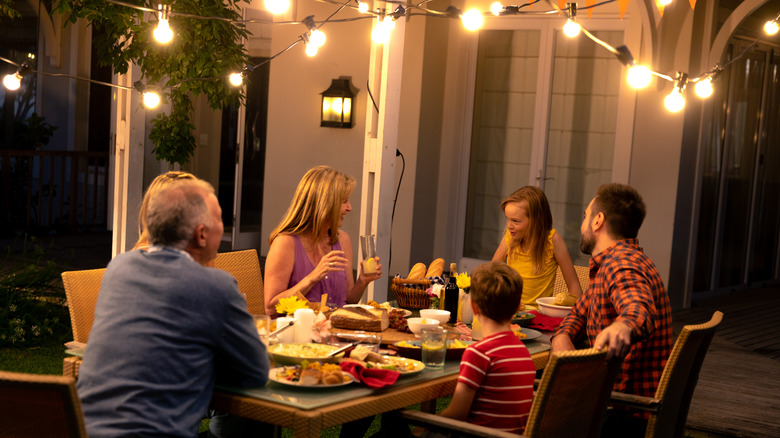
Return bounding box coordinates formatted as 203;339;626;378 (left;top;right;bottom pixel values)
322;369;345;385
408;263;427;280
555;292;578;306
425;258;445;277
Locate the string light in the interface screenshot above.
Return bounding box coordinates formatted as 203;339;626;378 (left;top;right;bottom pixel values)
357;0;369;14
490;2;503;16
627;65;653;89
765;20;779;35
153;4;173;44
133;81;161;109
563;3;581;38
658;0;673;6
371;15;394;44
694;78;713;98
2;61;31;91
664;73;687;112
461;9;484;31
229;72;243;86
265;0;290;15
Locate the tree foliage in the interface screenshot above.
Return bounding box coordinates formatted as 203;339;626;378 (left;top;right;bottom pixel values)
0;0;21;19
53;0;250;165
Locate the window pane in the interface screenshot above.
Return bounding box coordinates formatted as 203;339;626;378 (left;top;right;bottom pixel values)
544;30;622;266
464;30;540;260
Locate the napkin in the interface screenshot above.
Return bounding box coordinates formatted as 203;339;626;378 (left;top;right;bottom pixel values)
340;361;400;389
528;310;563;331
451;322;472;341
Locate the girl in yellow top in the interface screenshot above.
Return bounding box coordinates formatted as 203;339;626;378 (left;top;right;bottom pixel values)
492;186;582;309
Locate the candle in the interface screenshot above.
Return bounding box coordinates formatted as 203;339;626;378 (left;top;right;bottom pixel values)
275;316;295;344
294;308;315;344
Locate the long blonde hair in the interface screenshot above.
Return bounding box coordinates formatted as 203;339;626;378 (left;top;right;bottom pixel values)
134;171;196;250
269;165;356;246
500;186;553;274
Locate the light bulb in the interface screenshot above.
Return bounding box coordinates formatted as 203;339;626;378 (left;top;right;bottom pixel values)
664;89;685;112
627;65;652;89
305;44;318;57
310;29;326;48
658;0;672;5
563;19;581;37
490;2;503;16
694;79;713;98
358;1;369;13
764;20;779;36
264;0;290;15
372;17;394;44
229;73;243;87
461;9;483;31
3;73;21;91
154;19;173;44
143;92;160;109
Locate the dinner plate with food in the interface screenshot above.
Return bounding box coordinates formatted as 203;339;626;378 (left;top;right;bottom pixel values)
269;362;355;388
345;346;425;375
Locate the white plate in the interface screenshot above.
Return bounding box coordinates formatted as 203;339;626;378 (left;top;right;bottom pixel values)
517;328;543;341
396;309;412;318
381;356;425;375
269;366;356;388
343;304;374;310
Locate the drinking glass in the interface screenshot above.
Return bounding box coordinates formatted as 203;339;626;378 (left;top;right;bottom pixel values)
421;327;448;370
253;315;271;346
360;235;377;274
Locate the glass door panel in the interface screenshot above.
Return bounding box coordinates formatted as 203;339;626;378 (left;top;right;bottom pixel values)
544;30;623;266
464;30;540;260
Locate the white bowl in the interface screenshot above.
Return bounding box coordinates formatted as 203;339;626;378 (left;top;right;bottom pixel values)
406;317;441;335
536;297;574;318
419;309;451;324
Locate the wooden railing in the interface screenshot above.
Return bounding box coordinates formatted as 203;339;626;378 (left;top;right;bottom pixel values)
0;150;110;231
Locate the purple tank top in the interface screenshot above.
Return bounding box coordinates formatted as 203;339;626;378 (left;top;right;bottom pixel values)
289;235;348;307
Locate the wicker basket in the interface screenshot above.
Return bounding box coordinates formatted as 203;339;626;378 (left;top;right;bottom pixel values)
391;277;432;309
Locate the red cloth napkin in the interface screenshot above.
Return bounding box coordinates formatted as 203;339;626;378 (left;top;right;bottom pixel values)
340;361;401;389
528;310;563;331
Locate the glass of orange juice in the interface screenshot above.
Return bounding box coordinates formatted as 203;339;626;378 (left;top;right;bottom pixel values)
360;235;377;274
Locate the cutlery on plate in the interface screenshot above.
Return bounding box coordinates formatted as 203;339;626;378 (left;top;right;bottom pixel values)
271;320;295;337
327;342;357;357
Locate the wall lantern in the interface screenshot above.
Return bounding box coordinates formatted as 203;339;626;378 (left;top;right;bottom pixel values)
320;78;357;128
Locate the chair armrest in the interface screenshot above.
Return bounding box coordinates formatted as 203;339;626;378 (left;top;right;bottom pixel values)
609;391;661;412
399;410;524;438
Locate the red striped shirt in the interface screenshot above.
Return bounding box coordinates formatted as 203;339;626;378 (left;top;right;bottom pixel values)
458;331;536;434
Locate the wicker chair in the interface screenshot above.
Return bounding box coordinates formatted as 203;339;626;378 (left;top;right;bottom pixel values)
61;268;106;344
398;348;624;438
214;249;265;316
552;265;590;296
0;371;88;437
609;311;723;438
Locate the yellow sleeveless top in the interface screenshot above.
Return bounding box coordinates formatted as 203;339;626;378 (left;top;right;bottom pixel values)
505;229;558;309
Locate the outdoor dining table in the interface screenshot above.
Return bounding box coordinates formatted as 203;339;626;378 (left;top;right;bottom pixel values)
208;338;551;438
63;332;551;438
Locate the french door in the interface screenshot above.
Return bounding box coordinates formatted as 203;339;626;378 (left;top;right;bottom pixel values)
461;16;635;271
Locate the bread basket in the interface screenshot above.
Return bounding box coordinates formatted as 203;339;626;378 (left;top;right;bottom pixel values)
391;277;432;309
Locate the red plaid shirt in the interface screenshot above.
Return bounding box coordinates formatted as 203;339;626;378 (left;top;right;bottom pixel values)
554;239;673;398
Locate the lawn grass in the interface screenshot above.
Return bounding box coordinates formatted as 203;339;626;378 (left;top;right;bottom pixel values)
0;338;66;375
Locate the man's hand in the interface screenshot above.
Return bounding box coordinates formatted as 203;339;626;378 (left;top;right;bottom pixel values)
550;334;575;354
594;321;632;359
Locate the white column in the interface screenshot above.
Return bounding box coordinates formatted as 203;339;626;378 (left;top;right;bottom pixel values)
111;64;145;257
359;10;406;303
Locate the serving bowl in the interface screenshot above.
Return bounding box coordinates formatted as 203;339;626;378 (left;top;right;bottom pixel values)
392;340;473;361
512;311;536;327
536;297;574;318
406;317;441;335
419;309;451;324
267;343;344;365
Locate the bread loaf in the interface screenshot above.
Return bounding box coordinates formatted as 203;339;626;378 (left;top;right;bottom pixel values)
330;307;389;332
425;258;445;278
408;263;427;280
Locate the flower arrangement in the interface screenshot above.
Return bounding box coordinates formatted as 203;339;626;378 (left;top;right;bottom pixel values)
456;272;471;291
275;296;309;316
311;312;331;342
426;284;444;309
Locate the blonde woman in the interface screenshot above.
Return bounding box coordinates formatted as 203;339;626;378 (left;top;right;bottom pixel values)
492;186;582;309
264;165;382;316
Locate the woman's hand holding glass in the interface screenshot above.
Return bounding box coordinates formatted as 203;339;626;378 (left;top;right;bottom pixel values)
359;256;383;283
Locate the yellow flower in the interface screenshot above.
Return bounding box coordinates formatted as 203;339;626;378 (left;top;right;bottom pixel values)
275;296;309;316
456;272;471;290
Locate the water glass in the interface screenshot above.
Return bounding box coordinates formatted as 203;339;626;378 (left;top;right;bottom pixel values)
360;235;377;274
421;327;448;370
253;315;270;346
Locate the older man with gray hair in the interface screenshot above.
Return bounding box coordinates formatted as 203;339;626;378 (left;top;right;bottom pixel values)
77;177;269;437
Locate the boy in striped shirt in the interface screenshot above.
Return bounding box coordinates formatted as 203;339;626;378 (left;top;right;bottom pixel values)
438;261;537;434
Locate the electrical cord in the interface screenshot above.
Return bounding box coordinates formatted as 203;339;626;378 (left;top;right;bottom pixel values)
389;148;405;269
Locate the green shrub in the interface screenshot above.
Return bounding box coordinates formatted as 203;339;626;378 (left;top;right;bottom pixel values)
0;237;70;347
